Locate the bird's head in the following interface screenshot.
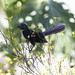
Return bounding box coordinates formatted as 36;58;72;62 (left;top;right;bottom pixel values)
17;23;28;30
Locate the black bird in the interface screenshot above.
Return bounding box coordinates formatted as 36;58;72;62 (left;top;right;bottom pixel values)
17;23;65;51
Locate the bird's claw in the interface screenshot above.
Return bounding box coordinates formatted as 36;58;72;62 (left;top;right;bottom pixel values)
29;49;32;53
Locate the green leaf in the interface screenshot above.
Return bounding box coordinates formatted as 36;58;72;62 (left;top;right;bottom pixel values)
5;4;8;7
63;54;67;59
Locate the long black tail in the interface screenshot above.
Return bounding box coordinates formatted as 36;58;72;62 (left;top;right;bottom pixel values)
43;23;66;36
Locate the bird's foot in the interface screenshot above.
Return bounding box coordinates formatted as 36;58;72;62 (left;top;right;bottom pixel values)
29;49;32;53
29;46;34;53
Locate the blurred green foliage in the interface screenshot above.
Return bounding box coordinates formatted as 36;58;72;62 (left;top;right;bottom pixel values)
0;0;75;59
0;0;75;74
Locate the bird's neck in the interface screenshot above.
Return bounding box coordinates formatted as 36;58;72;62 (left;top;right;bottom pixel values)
23;28;30;33
22;29;31;38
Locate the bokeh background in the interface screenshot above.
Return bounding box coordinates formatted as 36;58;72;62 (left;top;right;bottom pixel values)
0;0;75;75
